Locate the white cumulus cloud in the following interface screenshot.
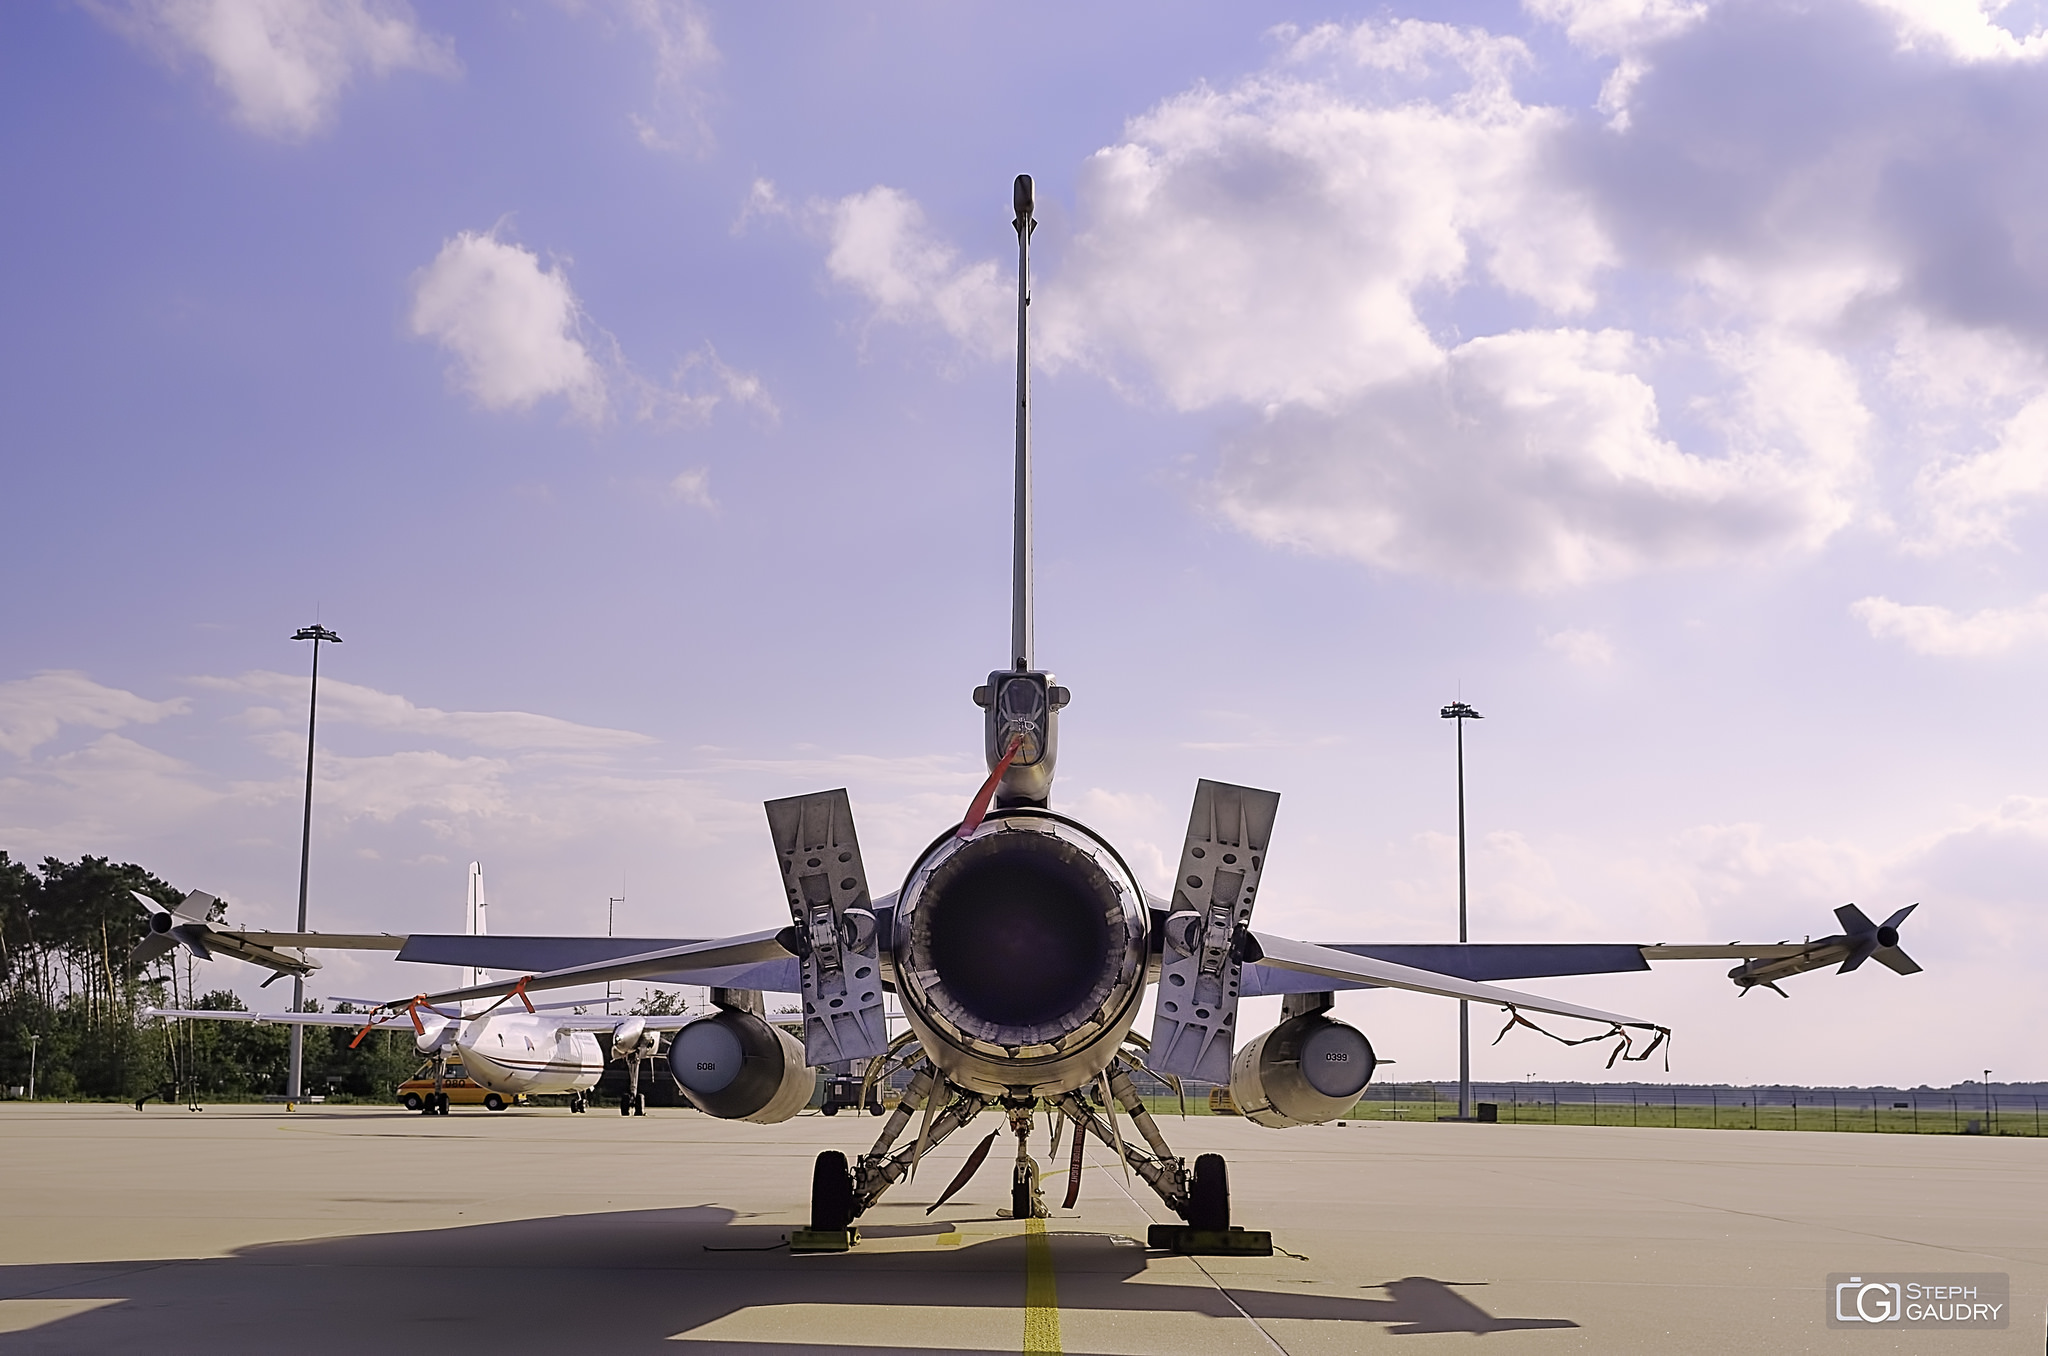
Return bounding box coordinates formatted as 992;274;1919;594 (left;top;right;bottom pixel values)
1911;393;2048;551
1862;0;2048;62
1050;19;1610;411
1851;594;2048;655
409;230;607;421
797;3;2048;586
1214;329;1857;587
88;0;455;139
409;229;770;428
820;187;1010;359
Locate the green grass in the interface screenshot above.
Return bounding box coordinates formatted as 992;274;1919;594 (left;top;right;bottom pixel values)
1133;1094;2043;1135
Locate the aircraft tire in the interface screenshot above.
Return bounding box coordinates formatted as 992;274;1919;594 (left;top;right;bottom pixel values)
822;1103;839;1116
621;1097;632;1116
635;1094;646;1115
1011;1166;1034;1222
1188;1153;1229;1232
484;1094;505;1112
868;1100;884;1116
436;1094;451;1116
810;1150;855;1231
402;1093;422;1111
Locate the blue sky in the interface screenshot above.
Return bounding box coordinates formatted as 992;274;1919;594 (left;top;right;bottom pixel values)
5;0;2047;1086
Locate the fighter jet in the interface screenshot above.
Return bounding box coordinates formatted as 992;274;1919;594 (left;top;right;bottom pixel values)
318;177;1704;1255
191;178;1922;1254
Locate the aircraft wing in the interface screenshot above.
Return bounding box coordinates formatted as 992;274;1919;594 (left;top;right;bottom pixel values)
389;929;798;1010
216;931;409;951
1637;944;1811;960
1247;932;1663;1031
390;934;800;992
1240;939;1818;995
140;1007;378;1027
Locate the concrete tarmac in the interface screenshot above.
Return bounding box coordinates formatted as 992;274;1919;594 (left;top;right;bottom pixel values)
0;1102;2039;1354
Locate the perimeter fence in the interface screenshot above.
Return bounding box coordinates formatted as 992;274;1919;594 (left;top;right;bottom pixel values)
1347;1083;2039;1135
1122;1075;2041;1136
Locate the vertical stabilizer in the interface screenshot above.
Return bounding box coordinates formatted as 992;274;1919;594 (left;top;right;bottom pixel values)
1012;172;1035;673
971;174;1070;809
462;862;491;1017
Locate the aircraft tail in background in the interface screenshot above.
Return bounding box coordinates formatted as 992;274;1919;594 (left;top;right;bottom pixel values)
462;863;491;1017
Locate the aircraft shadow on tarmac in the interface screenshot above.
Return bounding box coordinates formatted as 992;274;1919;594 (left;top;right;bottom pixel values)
0;1207;1577;1354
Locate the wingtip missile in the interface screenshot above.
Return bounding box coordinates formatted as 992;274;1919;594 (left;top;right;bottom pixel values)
1727;903;1924;993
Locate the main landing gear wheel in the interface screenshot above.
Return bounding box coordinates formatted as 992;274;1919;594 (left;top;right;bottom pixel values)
634;1093;646;1116
810;1150;855;1232
436;1093;452;1116
402;1093;422;1112
621;1095;633;1116
1188;1153;1229;1232
484;1094;505;1112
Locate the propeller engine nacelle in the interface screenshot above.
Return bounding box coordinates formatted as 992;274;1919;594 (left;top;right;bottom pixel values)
414;1014;457;1056
610;1015;658;1056
667;1008;814;1123
893;809;1150;1098
1228;1010;1376;1129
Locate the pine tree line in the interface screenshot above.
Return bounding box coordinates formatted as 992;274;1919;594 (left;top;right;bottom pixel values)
0;851;416;1102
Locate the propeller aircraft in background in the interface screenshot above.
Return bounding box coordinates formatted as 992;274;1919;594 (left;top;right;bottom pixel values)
142;864;702;1115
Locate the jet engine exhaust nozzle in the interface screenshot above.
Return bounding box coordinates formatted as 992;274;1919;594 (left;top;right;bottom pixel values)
895;811;1150;1096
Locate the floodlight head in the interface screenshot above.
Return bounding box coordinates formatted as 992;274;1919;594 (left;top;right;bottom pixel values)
292;625;342;644
1013;174;1035;226
1439;701;1481;721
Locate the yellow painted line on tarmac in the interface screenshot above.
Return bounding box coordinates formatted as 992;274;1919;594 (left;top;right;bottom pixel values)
1022;1216;1062;1354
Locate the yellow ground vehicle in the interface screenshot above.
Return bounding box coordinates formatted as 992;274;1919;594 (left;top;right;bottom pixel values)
397;1063;526;1113
1209;1087;1239;1115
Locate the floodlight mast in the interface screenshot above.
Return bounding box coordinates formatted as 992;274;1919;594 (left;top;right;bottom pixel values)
1011;173;1035;672
286;623;341;1102
1441;700;1483;1122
